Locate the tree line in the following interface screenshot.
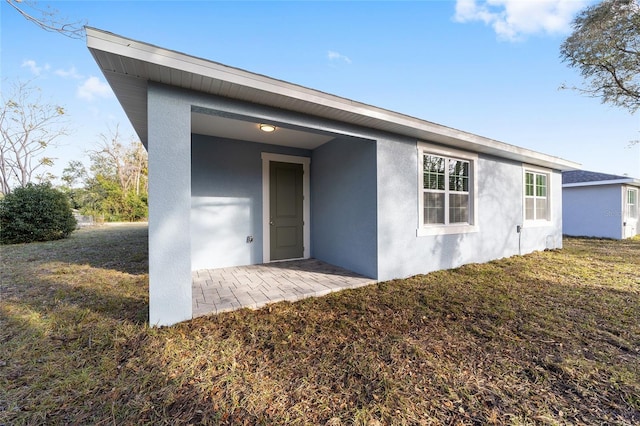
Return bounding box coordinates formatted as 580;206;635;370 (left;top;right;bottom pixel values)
61;127;148;222
1;80;148;222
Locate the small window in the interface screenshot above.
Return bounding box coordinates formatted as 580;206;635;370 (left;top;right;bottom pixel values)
627;188;638;219
524;169;550;222
418;143;477;235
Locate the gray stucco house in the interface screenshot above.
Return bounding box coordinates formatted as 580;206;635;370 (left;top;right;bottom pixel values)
87;28;579;326
563;170;640;239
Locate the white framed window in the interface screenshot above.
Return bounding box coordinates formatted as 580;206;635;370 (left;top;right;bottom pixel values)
418;143;478;236
523;166;551;223
627;188;638;219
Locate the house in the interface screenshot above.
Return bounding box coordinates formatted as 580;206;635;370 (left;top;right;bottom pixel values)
562;170;640;239
86;28;579;326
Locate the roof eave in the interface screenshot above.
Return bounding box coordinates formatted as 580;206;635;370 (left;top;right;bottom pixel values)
563;178;640;188
85;27;580;171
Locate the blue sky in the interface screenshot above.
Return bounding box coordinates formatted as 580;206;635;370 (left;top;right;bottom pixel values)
2;0;639;180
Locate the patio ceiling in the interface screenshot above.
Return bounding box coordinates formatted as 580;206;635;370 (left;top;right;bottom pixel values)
86;27;580;171
191;112;335;150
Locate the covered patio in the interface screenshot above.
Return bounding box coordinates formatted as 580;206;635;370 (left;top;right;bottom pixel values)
192;259;376;317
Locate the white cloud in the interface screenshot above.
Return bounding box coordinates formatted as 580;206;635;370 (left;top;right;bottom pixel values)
77;76;113;101
454;0;590;41
328;50;352;64
21;59;50;76
55;66;83;79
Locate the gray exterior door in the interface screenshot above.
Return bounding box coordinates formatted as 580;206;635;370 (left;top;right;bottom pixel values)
269;161;304;260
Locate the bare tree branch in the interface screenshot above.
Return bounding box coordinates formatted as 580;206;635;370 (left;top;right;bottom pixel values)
89;125;148;197
5;0;85;39
0;80;68;195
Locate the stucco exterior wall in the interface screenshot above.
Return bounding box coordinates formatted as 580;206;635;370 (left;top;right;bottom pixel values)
375;136;563;281
311;137;378;278
148;84;193;326
152;84;380;278
147;82;566;326
191;136;311;270
520;169;563;252
563;185;622;239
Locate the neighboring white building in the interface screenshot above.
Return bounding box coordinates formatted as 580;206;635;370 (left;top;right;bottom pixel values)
563;170;640;240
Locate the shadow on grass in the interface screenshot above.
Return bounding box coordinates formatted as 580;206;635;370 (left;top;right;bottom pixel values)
102;248;640;425
1;223;150;325
60;223;149;275
2;223;149;275
1;232;639;424
0;224;152;422
115;267;640;425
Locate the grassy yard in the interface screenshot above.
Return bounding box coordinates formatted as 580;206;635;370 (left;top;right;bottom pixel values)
1;224;638;425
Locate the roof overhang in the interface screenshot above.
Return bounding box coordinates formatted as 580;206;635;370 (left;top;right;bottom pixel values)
86;27;580;171
564;178;640;188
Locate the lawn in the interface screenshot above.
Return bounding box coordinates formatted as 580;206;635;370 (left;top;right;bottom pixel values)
1;224;638;425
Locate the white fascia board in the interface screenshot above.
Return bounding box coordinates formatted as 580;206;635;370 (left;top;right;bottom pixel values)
86;27;580;171
563;179;638;188
87;27;379;116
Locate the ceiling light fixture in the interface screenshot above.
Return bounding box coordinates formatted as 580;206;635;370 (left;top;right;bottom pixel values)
259;123;276;133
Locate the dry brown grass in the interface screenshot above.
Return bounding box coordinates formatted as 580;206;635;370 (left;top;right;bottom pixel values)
1;225;638;425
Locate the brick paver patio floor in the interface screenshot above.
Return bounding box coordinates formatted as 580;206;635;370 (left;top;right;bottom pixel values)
192;259;376;318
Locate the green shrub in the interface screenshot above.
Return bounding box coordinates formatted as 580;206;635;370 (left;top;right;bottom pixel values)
0;183;77;244
123;192;148;222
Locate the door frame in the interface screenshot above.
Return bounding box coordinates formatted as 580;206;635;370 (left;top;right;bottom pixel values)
623;186;639;238
261;152;310;263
